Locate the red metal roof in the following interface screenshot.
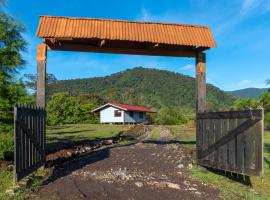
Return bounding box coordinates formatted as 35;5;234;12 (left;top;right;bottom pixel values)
110;103;155;113
37;16;216;48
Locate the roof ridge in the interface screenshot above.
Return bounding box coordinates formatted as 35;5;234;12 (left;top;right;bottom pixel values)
39;15;210;29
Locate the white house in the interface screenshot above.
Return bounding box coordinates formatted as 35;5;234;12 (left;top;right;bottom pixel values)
92;103;155;124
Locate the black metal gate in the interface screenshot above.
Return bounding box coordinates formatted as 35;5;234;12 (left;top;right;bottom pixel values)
14;105;46;182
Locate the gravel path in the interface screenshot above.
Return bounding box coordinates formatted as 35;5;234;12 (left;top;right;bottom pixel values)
33;139;220;200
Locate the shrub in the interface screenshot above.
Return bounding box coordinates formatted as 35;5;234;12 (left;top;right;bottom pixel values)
155;107;188;125
232;98;260;110
46;92;101;125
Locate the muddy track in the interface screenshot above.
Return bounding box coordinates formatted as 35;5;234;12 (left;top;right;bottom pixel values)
30;125;219;200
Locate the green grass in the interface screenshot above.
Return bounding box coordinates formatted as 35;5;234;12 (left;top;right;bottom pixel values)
149;127;161;140
46;124;132;151
0;169;14;199
167;124;270;199
166;123;196;150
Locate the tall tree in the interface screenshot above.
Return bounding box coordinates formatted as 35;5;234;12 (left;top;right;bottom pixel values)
0;1;32;159
24;73;58;93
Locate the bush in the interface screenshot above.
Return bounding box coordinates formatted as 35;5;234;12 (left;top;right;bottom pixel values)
155;107;189;125
0;125;13;160
232;98;260;110
47;92;101;125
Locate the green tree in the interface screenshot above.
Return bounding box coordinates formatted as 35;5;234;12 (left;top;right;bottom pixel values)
155;107;188;125
259;92;270;126
46;92;101;125
46;92;79;125
232;98;260;110
24;73;58;93
0;1;33;159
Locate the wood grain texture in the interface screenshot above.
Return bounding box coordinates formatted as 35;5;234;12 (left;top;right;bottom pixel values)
197;109;264;177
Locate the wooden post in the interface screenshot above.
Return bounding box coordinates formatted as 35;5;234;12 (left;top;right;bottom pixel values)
36;44;47;108
196;52;206;161
196;52;206;113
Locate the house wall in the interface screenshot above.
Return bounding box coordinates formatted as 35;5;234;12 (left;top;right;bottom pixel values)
124;111;146;123
100;106;124;123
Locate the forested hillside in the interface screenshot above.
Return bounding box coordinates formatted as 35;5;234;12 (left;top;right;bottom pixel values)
229;88;269;99
48;67;236;110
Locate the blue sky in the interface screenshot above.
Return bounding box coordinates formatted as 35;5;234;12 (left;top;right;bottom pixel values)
5;0;270;91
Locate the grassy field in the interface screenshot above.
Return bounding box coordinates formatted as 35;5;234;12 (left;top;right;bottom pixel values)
166;124;270;200
46;124;132;151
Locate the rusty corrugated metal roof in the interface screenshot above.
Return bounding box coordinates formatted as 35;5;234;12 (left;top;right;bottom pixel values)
37;16;216;48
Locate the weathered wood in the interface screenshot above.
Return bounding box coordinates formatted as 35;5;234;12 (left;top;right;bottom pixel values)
255;110;264;176
197;109;264;177
236;119;245;170
46;41;198;58
196;52;206;114
244;123;253;169
208;119;215;163
197;109;263;119
36;44;47;108
199;118;260;159
214;119;221;164
228;118;236;169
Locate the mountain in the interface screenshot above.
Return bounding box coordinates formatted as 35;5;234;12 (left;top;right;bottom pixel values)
229;88;269;99
47;67;236;110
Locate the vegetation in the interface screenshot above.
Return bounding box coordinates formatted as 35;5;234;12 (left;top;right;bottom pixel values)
24;73;58;94
47;67;236;110
166;124;270;199
231;92;270;127
154;107;191;125
229;88;269;99
0;2;34;160
232;98;261;110
46;92;103;125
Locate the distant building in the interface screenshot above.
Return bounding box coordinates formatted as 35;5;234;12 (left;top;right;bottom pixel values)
92;103;155;124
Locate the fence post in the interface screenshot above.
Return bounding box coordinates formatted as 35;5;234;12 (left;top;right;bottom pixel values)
196;52;206;160
36;44;47;108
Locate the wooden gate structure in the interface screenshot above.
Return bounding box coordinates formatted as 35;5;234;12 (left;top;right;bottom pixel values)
11;15;262;181
14;105;46;182
197;109;264;176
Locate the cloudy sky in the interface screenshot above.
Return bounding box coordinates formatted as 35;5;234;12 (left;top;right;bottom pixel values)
5;0;270;91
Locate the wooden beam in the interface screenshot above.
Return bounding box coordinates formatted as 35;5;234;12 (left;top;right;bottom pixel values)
36;44;47;108
45;41;197;58
196;52;206;113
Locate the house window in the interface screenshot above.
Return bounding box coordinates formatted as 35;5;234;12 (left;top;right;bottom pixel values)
114;110;122;117
129;111;134;117
139;112;144;119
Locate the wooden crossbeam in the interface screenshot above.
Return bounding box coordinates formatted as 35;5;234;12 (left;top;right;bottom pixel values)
46;41;198;57
197;109;263;119
198;118;261;159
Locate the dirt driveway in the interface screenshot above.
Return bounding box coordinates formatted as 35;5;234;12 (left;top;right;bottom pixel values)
33;134;220;200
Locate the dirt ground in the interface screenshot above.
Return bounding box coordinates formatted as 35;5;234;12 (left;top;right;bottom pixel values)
32;126;220;200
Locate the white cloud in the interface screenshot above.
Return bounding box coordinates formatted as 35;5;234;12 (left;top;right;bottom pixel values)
237;79;267;89
180;64;194;71
239;79;252;85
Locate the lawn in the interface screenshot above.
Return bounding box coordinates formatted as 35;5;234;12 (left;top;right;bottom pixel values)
166;124;270;200
46;124;132;152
